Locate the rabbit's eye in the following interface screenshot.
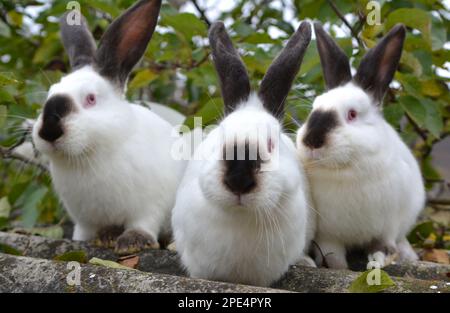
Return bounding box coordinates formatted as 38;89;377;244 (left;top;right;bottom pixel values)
347;109;357;122
84;94;96;108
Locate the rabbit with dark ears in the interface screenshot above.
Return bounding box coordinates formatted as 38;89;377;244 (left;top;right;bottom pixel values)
296;23;425;269
32;0;186;254
172;21;316;287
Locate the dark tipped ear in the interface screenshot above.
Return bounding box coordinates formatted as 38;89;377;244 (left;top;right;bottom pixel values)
258;22;311;120
209;21;251;115
60;11;96;70
95;0;162;90
354;24;406;104
314;22;351;90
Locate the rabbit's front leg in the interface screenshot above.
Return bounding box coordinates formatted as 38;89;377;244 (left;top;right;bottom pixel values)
397;237;418;262
367;239;397;267
73;223;96;241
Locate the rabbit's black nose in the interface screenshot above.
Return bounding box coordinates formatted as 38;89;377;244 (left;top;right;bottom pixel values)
223;144;261;195
39;95;72;142
224;169;257;195
302;109;339;149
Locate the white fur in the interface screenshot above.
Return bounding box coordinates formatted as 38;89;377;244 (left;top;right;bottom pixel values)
32;66;186;241
172;94;315;287
296;83;425;268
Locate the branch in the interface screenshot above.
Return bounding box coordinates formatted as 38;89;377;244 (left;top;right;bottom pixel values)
0;146;48;172
191;0;211;27
326;0;364;49
148;51;210;72
428;198;450;206
405;113;428;142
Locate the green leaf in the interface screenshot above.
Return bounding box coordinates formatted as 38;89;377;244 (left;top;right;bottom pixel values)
0;243;22;256
421;79;447;98
89;257;134;270
421;156;441;183
54;250;87;263
20;186;48;228
400;51;423;77
32;33;61;64
0;20;11;37
245;32;276;44
8;11;23;27
430;15;446;51
408;221;435;244
386;8;432;47
0;218;9;231
0;197;11;219
0;73;20;86
232;21;254;37
163;13;207;41
383;103;404;129
128;69;158;91
349;269;395;293
184;98;223;129
88;0;121;18
29;225;64;239
399;96;443;139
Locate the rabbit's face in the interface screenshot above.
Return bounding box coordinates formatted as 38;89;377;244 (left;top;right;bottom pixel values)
198;99;286;212
296;23;406;169
202;20;311;213
31;0;163;160
297;83;383;168
32;67;130;158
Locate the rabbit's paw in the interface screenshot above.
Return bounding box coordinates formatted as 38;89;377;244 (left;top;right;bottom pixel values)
94;225;124;248
367;241;398;267
115;229;160;255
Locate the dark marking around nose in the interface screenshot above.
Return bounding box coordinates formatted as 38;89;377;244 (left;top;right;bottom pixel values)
223;144;262;195
39;95;73;142
302;110;339;149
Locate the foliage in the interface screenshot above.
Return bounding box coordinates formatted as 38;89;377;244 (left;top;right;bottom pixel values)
349;269;395;293
0;0;448;236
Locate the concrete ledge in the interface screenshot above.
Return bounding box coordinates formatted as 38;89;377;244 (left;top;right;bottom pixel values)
0;253;285;293
1;232;449;293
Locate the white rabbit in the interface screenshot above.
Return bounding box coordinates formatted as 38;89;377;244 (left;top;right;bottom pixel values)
32;0;186;254
296;23;425;269
172;21;315;287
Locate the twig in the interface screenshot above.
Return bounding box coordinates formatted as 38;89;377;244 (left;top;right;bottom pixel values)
405;113;428;142
326;0;364;49
428;198;450;206
0;146;48;172
191;0;211;27
148;51;210;72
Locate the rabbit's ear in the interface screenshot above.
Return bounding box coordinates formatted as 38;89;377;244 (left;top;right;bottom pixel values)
209;21;251;115
60;12;97;70
258;22;311;120
354;24;405;104
95;0;162;90
314;22;351;90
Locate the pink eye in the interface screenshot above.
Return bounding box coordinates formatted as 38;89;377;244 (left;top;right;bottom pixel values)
84;94;96;108
347;109;357;122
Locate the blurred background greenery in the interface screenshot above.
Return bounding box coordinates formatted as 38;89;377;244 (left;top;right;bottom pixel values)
0;0;449;256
